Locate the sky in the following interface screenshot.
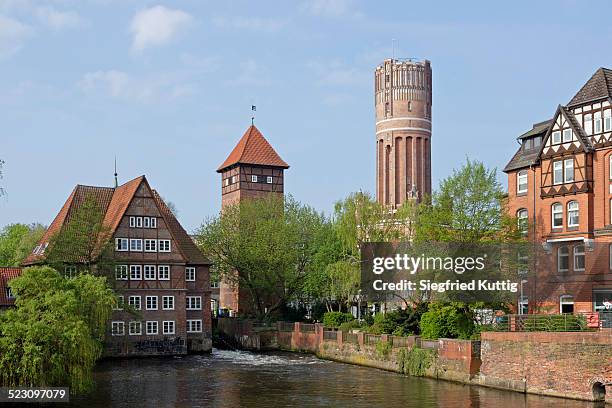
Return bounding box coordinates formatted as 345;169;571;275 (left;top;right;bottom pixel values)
1;0;612;232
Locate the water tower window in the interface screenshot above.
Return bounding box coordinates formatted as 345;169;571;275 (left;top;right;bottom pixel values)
407;101;412;111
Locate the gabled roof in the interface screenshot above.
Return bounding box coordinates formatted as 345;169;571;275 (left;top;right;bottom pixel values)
0;267;22;307
568;67;612;106
217;125;289;172
503;120;550;172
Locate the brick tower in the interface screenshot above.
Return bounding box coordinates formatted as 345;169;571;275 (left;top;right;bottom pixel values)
375;58;432;208
216;125;289;314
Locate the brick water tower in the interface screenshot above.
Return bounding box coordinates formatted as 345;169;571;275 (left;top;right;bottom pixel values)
375;58;432;208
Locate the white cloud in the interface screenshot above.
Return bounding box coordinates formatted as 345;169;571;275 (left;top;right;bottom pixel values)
78;70;130;97
213;16;288;32
35;7;85;30
130;5;192;52
0;15;31;58
301;0;357;17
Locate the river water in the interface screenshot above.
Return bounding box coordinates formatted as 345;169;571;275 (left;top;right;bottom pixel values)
69;349;599;408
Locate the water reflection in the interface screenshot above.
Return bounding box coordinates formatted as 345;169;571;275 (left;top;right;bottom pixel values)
69;349;600;408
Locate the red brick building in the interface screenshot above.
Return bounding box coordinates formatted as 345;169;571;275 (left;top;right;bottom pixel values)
216;125;289;315
504;68;612;314
0;267;22;311
23;175;212;356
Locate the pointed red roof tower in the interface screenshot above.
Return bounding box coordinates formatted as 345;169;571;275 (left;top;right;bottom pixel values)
217;125;289;208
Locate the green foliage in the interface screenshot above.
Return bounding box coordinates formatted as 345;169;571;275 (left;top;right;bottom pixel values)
338;319;364;333
375;340;392;360
322;311;354;328
397;347;435;376
367;305;427;335
0;223;45;266
0;266;116;393
419;302;475;340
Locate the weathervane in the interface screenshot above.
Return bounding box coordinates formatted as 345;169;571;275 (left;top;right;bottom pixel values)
251;104;256;125
114;156;118;188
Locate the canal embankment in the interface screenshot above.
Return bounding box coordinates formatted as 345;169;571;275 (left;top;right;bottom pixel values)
217;318;612;404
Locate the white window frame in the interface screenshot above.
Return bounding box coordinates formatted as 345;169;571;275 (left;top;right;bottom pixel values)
185;267;196;282
146;296;158;310
564;158;574;183
551;131;561;144
129;321;142;336
129;216;136;227
158;240;171;252
187;319;202;333
111;321;125;336
130;239;143;252
150;217;157;228
567;201;579;227
594;111;602;134
143;217;150;228
146;321;158;335
115;265;128;280
223;178;229;187
517;170;528;194
135;217;143;228
115;238;128;251
605;109;612;132
144;239;157;252
130;265;142;280
552;203;563;228
517;209;528;234
573;245;585;272
553;161;563;185
562;128;572;142
186;296;202;310
144;265;156;280
266;176;273;184
231;175;237;184
559;295;574;314
128;295;141;310
163;320;175;335
557;246;569;272
162;295;174;310
251;175;258;182
584;114;593;135
158;265;170;280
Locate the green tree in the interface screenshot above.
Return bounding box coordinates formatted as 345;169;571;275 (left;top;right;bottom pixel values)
196;194;324;319
0;266;116;392
0;223;45;266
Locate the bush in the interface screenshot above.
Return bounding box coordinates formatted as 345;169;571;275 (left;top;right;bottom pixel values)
338;320;363;332
397;347;435;376
367;304;428;335
419;302;475;339
322;311;354;328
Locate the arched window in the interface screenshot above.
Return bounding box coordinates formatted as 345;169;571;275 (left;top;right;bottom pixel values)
516;209;528;234
558;246;569;272
560;294;574;314
517;170;528;194
573;244;585;271
567;201;579;227
552;203;563;228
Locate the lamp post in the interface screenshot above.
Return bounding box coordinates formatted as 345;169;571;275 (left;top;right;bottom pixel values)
519;279;528;315
357;289;363;321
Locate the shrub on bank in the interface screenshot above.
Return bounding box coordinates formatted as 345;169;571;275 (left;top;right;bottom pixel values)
322;312;354;328
419;302;475;339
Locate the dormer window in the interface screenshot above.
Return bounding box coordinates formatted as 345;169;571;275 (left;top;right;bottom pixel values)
552;131;561;144
523;138;532;150
562;129;572;142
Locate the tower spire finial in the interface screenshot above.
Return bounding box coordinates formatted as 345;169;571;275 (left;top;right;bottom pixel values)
114;156;118;188
251;103;256;126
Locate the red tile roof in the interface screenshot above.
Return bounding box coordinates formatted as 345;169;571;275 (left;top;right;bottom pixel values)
217;125;289;172
0;267;22;307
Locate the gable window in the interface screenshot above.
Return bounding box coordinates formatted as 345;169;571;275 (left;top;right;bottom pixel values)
150;217;157;228
129;216;136;227
553;161;563;185
605;110;612;132
185;267;196;282
158;240;171;252
144;239;157;252
128;295;141;310
130;265;142;280
146;321;158;335
144;265;156;280
146;296;158;310
517;170;528;194
143;217;150;228
584;114;593;135
130;239;143;252
552;203;563;228
129;321;142;336
251;175;258;182
564;159;574;182
115;238;128;251
573;245;585;271
162;296;174;310
111;321;125;336
557;246;569;272
163;321;175;335
551;131;561;144
267;176;273;184
562;129;572;142
115;265;128;280
186;296;202;310
158;265;170;280
594;111;602;134
187;320;202;333
517;209;528;234
567;201;579;227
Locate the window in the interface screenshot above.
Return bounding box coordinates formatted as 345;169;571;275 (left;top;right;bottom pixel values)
231;176;237;184
162;296;174;310
111;321;124;336
593;289;612;311
518;296;528;315
584;114;593;135
211;280;220;289
186;296;202;310
158;240;171;252
146;321;158;335
129;321;142;335
135;217;143;228
146;296;158;310
552;131;561;144
130;239;143;252
533;136;541;147
605;110;612;132
115;238;128;251
163;321;175;335
130;265;142;280
150;217;157;228
573;245;585;271
64;266;77;279
567;201;579;227
553;161;563;184
251;175;258;182
223;178;229;187
143;217;150;228
560;295;574;314
517;170;528;194
187;320;202;333
113;295;124;310
564;159;574;182
557;246;569;272
115;265;128;280
562;128;572;142
552;203;563;228
517;209;528;234
594;111;602;134
523;138;532;150
266;176;273;184
144;265;156;280
129;216;136;227
158;265;170;280
6;287;13;299
185;267;196;281
144;239;157;252
128;295;141;310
